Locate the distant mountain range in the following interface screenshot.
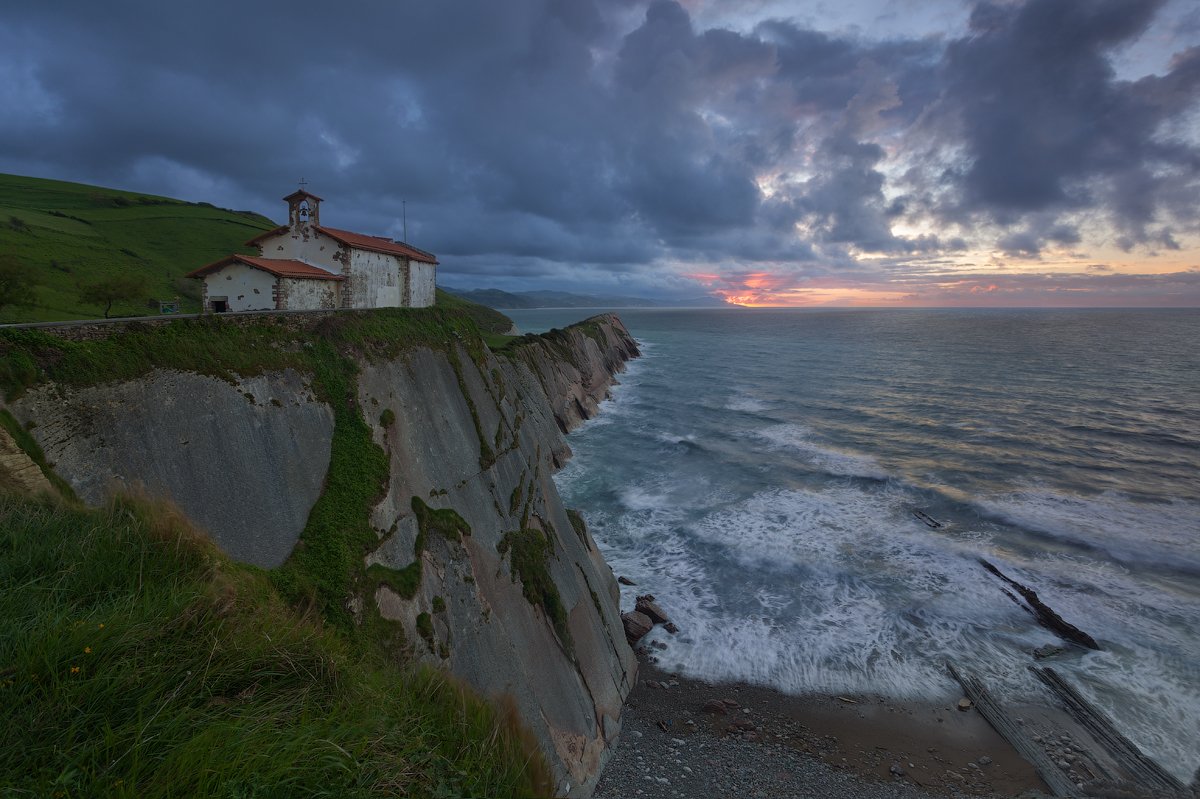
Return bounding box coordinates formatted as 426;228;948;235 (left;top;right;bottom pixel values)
442;287;730;309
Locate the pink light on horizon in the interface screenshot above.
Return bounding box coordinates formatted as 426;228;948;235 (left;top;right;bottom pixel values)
695;268;1200;308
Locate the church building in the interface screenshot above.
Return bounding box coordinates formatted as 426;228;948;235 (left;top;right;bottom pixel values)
187;190;437;313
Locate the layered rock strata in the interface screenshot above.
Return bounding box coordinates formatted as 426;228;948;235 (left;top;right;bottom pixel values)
5;313;640;797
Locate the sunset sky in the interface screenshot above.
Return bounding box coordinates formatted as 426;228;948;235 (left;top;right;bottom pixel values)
2;0;1198;306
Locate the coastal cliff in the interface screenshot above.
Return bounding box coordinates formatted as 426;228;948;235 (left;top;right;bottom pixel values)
0;310;640;796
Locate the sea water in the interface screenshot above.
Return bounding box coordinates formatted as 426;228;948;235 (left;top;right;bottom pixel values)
504;307;1200;780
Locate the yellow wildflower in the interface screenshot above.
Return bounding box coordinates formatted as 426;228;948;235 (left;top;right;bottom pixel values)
97;623;105;629
84;647;92;654
70;666;80;674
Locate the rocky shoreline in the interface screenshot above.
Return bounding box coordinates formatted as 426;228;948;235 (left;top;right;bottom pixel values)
595;651;1052;799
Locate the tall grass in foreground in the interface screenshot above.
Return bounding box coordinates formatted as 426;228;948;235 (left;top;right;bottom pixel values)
0;492;551;798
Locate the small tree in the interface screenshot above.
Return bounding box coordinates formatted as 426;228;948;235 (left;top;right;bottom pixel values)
0;255;38;315
79;275;146;319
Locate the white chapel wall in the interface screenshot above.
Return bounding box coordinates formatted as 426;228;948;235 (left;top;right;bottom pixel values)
204;263;277;312
348;249;402;309
255;230;344;275
409;262;436;307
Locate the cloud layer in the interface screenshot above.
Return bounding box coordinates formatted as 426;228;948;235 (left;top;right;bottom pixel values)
1;0;1197;304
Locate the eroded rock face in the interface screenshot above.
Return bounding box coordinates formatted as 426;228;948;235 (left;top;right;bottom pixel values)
8;368;333;567
361;315;640;796
5;314;641;797
509;316;641;443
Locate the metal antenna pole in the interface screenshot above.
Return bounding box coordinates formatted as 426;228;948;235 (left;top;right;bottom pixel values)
402;200;407;242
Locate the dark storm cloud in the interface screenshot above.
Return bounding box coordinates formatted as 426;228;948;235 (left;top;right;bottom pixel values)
937;0;1200;251
0;0;1197;298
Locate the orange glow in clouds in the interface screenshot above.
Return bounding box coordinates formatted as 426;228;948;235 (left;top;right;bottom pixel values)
694;272;911;306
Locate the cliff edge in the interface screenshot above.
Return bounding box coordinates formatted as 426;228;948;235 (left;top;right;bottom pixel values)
0;309;640;797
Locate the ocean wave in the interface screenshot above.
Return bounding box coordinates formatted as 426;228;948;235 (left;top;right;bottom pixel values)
618;486;671;512
629;483;1035;700
555;309;1200;779
974;488;1200;577
726;393;768;413
749;423;890;480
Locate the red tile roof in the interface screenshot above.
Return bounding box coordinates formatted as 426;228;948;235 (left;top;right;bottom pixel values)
283;189;324;202
186;254;344;280
243;224;439;264
317;226;439;264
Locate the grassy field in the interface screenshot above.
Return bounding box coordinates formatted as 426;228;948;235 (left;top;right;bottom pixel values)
0;173;276;323
0;491;551;798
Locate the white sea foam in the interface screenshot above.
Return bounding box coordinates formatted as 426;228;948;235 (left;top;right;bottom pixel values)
610;484;1027;699
654;432;698;446
619;486;672;512
748;423;890;480
1057;651;1200;783
727;393;767;413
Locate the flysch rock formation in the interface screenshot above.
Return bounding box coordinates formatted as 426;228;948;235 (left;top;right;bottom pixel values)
10;368;334;567
5;313;640;798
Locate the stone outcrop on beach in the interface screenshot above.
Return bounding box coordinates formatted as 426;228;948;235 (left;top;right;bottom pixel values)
4;313;641;797
980;559;1101;650
623;594;679;646
623;611;654;645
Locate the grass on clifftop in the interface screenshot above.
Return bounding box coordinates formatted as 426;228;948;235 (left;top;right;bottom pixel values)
0;173;277;323
0;491;552;798
0;297;492;402
434;288;515;337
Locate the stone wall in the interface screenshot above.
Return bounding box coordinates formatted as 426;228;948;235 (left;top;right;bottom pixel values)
347;248;403;308
278;276;340;310
1;308;345;343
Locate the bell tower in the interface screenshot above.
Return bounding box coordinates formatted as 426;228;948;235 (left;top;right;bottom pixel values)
283;187;322;229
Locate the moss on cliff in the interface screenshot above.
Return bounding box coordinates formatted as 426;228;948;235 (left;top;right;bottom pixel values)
566;508;592;551
369;497;471;602
412;495;472;544
416;611;435;651
271;341;389;630
0;490;551;797
497;528;573;655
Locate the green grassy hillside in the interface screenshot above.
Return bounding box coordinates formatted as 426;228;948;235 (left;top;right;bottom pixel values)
0;173;276;323
0;491;551;798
